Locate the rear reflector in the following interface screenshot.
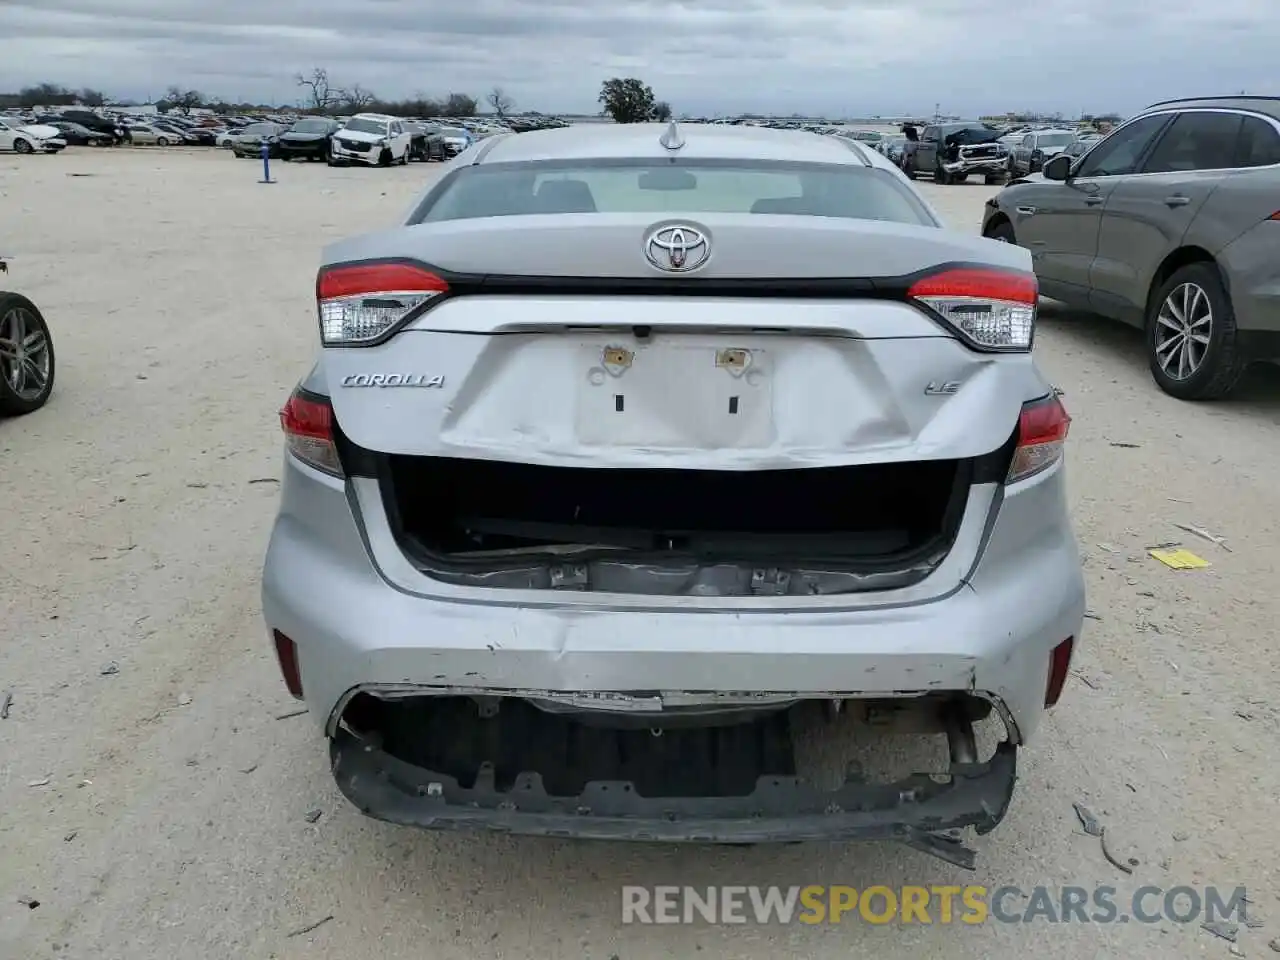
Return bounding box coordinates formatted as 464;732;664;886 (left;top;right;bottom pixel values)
1044;636;1074;707
280;389;343;476
1007;392;1071;483
908;266;1037;351
272;630;304;700
316;261;449;345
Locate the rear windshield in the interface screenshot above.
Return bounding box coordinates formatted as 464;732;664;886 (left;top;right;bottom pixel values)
415;160;935;225
1037;133;1073;147
344;118;386;135
242;122;278;135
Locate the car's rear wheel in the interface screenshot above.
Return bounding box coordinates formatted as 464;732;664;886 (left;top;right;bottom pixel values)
14;138;32;154
1146;263;1246;401
0;293;55;416
984;219;1016;245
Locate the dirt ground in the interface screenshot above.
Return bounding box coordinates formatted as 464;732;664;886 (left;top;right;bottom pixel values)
1;146;1279;960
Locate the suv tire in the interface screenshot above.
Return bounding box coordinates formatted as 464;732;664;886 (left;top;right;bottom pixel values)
1146;262;1246;401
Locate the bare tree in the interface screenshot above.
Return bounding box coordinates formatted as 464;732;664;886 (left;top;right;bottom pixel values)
443;92;477;117
164;86;205;115
340;84;377;112
486;86;514;118
295;67;338;111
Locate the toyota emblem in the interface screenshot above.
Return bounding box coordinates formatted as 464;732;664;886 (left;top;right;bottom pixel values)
644;223;710;273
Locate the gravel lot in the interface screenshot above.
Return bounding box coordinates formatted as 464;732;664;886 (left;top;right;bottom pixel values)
2;146;1279;960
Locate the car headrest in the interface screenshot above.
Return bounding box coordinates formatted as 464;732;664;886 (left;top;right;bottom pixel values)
534;179;597;213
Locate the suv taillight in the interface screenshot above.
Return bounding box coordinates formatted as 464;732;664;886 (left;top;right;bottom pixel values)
1007;392;1071;483
316;261;449;346
280;388;342;476
908;266;1038;351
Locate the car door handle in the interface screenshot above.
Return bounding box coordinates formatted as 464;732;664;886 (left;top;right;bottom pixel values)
1016;205;1036;215
1164;195;1191;207
1084;196;1105;206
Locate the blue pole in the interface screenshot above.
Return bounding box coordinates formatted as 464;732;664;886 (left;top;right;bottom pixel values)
260;140;273;183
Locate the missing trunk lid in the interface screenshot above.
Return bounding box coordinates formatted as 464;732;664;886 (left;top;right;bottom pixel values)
375;455;973;595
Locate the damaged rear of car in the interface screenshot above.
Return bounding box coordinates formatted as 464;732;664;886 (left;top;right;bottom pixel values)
262;124;1085;866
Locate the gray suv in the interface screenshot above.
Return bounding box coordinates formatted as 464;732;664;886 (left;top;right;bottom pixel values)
982;96;1280;400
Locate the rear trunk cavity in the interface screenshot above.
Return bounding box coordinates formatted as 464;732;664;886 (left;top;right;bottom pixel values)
380;455;971;595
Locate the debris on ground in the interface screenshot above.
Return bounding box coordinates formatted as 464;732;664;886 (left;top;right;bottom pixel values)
275;708;308;720
1084;611;1104;621
1268;936;1280;952
186;482;208;489
0;689;12;719
100;662;119;676
287;914;333;938
177;694;192;706
240;763;259;774
1072;802;1102;837
1173;522;1231;552
1202;920;1239;943
248;477;279;485
304;808;323;823
18;896;39;909
1173;831;1189;842
64;831;77;842
1109;441;1141;448
1073;802;1137;873
1149;546;1210;570
1100;829;1136;874
28;777;50;787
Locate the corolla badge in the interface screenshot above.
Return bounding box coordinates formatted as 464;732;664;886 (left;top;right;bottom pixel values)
341;373;445;388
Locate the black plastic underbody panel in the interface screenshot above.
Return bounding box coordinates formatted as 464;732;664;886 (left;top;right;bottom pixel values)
330;728;1017;846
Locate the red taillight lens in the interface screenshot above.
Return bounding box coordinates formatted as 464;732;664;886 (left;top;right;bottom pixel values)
908;266;1038;351
1044;636;1074;707
272;629;304;699
280;389;342;476
1007;392;1071;483
316;261;448;345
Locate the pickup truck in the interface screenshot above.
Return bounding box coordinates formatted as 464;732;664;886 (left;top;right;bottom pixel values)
901;122;1010;185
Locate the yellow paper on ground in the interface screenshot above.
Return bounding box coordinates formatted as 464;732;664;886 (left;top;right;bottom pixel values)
1148;547;1210;569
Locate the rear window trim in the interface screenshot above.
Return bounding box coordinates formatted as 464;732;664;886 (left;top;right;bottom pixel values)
405;157;937;227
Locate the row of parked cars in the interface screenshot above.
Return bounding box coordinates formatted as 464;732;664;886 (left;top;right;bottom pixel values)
0;107;573;159
225;114;477;166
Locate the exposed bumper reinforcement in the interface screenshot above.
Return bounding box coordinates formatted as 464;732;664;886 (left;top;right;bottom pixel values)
330;729;1017;865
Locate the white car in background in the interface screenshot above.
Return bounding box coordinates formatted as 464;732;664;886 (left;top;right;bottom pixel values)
329;113;412;167
0;118;67;154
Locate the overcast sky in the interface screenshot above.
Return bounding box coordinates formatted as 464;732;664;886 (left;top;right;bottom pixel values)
1;0;1275;117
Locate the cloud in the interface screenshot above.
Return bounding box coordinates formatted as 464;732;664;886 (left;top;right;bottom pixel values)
0;0;1275;116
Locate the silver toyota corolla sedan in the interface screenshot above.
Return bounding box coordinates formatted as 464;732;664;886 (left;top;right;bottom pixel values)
262;122;1086;866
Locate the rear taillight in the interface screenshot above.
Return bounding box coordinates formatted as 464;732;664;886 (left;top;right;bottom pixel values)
280;388;343;476
1044;636;1074;707
908;266;1038;351
1007;392;1071;483
316;261;448;345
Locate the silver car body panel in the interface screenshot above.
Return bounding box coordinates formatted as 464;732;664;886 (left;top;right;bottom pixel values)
263;121;1086;761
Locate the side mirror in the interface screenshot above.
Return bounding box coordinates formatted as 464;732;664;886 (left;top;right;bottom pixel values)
1042;154;1072;181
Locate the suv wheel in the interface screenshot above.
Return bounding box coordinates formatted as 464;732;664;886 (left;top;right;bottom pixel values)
985;220;1016;244
1146;263;1246;400
13;138;32;154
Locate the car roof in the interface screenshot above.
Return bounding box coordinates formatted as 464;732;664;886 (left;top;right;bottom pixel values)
1144;95;1280;120
350;112;397;122
475;122;891;168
